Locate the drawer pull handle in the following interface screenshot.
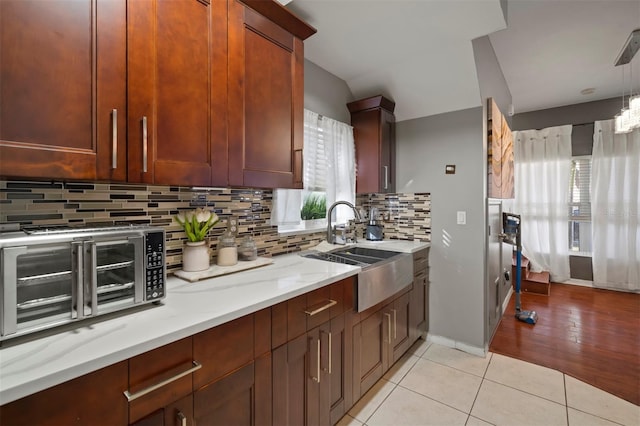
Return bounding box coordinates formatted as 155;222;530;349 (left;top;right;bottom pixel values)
304;299;337;316
124;360;202;402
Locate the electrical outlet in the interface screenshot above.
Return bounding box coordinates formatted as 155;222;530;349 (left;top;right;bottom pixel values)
457;211;466;225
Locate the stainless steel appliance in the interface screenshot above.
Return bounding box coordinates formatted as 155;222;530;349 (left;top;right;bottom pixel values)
365;207;383;241
0;224;165;341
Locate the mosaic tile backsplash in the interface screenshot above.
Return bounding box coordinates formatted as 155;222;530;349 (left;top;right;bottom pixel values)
0;180;430;272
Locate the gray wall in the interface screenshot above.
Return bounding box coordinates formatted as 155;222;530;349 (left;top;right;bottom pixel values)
304;59;354;123
396;107;486;349
472;35;513;127
472;33;513;344
512;97;620;131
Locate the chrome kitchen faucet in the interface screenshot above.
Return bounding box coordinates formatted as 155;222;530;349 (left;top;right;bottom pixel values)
326;201;362;244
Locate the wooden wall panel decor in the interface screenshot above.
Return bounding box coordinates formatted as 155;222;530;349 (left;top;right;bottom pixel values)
500;119;515;198
487;98;515;199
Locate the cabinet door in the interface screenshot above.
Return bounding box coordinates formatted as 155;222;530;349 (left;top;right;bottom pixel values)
194;357;270;426
0;0;126;181
351;109;381;194
131;394;194;426
0;361;128;426
409;270;428;342
128;0;227;186
272;332;310;426
352;309;389;400
389;292;411;363
328;314;353;425
228;0;304;189
380;109;396;193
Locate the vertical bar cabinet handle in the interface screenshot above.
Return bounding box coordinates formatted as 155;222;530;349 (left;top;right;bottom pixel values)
316;338;321;383
383;312;392;344
328;331;332;374
111;109;117;169
383;166;389;190
392;309;397;339
142;116;148;173
177;411;187;426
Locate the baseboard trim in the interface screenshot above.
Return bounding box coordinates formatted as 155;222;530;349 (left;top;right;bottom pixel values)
563;278;594;287
502;286;513;313
426;334;486;357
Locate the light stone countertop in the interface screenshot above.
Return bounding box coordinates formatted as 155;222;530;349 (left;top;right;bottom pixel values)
0;240;429;405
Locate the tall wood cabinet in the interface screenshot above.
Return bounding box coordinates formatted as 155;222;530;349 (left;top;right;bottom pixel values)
0;0;315;189
347;95;396;194
127;0;228;186
487;98;515;199
228;0;311;189
0;0;127;181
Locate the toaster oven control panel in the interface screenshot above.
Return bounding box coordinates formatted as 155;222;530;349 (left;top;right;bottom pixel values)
145;231;165;300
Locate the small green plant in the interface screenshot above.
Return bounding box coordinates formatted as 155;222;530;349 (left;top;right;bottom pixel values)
300;194;326;220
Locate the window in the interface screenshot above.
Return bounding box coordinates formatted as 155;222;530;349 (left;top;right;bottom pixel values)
568;156;592;253
275;110;356;234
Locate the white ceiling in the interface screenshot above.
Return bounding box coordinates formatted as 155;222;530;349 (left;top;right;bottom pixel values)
286;0;640;120
490;0;640;114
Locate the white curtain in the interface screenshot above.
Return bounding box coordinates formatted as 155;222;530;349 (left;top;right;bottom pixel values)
271;110;355;226
322;113;356;224
513;125;572;282
591;120;640;291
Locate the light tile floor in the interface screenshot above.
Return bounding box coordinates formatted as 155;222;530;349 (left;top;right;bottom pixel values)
339;340;640;426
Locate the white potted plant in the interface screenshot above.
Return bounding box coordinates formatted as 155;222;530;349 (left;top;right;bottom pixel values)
175;208;220;272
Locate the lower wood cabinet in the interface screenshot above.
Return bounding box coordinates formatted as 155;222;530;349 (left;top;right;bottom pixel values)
272;278;354;426
409;248;430;342
0;261;430;426
193;355;271;426
352;308;389;400
387;291;411;363
0;361;128;426
132;395;194;426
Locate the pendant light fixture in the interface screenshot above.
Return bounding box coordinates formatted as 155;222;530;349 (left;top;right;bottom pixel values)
614;29;640;134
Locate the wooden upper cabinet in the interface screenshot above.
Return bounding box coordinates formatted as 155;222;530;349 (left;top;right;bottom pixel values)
487;98;515;199
0;0;127;181
228;0;315;189
348;95;396;194
127;0;228;186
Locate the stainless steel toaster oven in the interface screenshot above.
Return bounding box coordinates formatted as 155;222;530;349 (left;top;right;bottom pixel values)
0;224;165;341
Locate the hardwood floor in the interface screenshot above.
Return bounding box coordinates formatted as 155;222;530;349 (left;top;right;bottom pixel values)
489;283;640;406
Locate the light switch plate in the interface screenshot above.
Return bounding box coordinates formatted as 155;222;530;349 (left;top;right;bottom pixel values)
457;211;466;225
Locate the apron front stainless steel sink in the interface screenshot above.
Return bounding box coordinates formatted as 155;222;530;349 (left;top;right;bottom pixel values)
301;246;414;312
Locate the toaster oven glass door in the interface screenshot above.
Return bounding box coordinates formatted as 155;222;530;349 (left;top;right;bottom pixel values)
1;243;80;337
86;236;144;315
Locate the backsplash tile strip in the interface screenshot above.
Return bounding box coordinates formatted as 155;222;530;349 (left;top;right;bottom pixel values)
0;181;430;273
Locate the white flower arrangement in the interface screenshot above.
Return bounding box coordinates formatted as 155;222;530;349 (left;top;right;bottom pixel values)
174;208;220;242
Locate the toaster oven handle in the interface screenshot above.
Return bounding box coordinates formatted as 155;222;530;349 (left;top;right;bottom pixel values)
73;242;84;320
88;242;98;315
1;246;27;337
